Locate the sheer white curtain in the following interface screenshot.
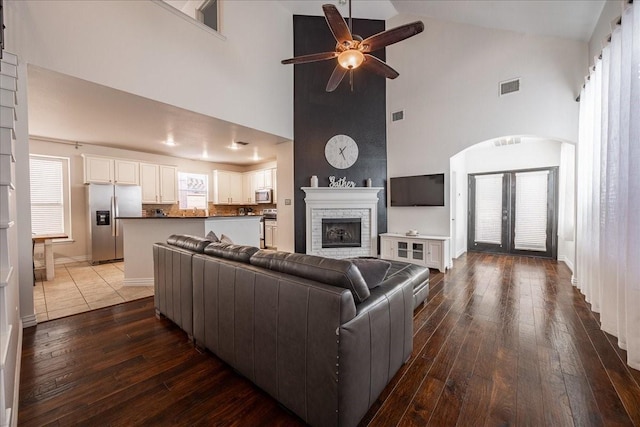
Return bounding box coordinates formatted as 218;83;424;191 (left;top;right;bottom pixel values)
576;2;640;369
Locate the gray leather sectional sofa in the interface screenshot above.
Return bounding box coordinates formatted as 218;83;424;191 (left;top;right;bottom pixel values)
153;234;430;427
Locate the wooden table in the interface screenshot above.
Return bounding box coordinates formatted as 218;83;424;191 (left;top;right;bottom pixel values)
32;233;68;281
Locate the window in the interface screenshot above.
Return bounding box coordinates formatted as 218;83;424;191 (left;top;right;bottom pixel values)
197;0;218;31
178;172;208;210
29;155;71;238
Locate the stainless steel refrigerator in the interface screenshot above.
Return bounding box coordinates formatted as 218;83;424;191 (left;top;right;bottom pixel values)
87;184;142;263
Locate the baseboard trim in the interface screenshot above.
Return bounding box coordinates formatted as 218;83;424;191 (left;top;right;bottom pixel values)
21;313;37;328
558;255;574;274
454;249;466;259
55;255;89;265
11;319;23;427
571;275;578;285
123;278;154;287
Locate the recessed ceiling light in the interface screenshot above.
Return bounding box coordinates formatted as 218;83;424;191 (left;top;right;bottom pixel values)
228;142;240;150
165;138;176;146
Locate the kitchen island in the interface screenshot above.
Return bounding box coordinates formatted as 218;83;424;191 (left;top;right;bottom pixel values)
118;215;262;286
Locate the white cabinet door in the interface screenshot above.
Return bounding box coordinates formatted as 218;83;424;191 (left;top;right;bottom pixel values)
159;165;177;204
213;170;241;204
264;169;273;188
272;226;278;248
84;156;113;183
426;240;443;268
380;237;394;259
265;224;273;248
254;170;266;189
140;163;159;203
228;172;243;204
242;172;256;204
114;160;139;185
213;170;230;204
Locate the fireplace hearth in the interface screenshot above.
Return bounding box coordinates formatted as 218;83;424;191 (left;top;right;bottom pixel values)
322;218;362;248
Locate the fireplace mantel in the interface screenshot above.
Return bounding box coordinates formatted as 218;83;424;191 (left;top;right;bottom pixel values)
302;187;383;257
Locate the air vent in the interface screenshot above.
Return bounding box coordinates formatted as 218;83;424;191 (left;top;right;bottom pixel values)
500;78;520;96
391;110;404;122
493;137;521;147
235;141;249;146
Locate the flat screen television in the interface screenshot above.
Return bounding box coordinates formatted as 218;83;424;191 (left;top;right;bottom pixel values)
390;173;445;207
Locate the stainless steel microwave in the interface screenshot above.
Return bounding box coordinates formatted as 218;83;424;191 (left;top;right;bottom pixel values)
255;188;272;204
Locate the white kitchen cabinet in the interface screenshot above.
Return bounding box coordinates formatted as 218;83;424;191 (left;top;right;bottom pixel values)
84;155;112;183
264;219;277;248
114;160;139;185
213;170;243;204
379;233;450;273
83;155;139;185
254;170;266;190
271;168;277;201
242;172;256;204
253;168;276;190
140;163;177;204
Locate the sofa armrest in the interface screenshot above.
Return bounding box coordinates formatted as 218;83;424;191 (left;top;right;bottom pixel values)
337;277;414;426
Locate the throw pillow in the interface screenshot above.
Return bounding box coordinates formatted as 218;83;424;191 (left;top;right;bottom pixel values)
348;258;392;289
220;234;234;244
205;230;220;242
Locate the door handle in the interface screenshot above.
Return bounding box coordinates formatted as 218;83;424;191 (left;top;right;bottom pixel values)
114;196;119;236
111;196;116;237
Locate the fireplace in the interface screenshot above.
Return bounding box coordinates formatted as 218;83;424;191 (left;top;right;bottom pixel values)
322;218;362;248
303;187;382;258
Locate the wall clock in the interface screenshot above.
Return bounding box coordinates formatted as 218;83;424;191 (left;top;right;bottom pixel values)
325;134;358;169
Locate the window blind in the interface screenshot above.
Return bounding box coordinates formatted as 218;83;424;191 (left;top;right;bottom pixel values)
30;156;64;234
178;172;208;209
474;174;503;244
514;170;549;251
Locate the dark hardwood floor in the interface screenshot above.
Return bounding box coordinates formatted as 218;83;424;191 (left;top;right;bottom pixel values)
19;252;640;426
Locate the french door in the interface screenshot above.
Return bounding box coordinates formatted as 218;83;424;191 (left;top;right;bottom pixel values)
468;167;558;259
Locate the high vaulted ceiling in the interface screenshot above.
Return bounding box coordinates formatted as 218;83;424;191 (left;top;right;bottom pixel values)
29;0;606;165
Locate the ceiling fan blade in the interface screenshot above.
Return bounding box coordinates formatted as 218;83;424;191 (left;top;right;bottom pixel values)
322;4;352;45
326;64;348;92
362;54;399;79
361;21;424;53
281;51;338;65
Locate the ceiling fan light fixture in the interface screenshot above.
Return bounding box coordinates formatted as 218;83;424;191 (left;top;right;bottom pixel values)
338;49;364;70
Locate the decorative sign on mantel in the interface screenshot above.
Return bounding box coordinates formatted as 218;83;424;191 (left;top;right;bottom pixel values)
328;176;356;188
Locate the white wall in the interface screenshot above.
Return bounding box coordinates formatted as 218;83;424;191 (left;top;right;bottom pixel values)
276;141;294;253
5;0;293;140
386;14;586;238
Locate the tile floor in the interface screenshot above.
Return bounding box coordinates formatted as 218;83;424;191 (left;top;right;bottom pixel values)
33;261;154;322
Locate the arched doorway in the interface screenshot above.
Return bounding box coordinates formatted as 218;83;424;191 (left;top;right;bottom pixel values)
449;136;576;266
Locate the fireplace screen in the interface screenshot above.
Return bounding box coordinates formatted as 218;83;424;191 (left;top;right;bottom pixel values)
322;218;362;248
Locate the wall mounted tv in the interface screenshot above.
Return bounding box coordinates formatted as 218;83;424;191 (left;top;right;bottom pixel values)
390;173;445;207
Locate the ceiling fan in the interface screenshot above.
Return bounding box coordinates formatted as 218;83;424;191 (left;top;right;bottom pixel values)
281;1;424;92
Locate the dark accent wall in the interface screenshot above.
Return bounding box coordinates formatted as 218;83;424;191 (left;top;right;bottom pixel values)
293;15;387;253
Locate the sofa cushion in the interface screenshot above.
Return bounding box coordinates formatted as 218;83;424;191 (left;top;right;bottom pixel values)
203;242;259;263
166;234;212;253
347;258;392;289
250;250;370;303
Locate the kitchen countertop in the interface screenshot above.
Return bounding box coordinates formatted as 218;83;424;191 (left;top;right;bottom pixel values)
117;215;263;219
